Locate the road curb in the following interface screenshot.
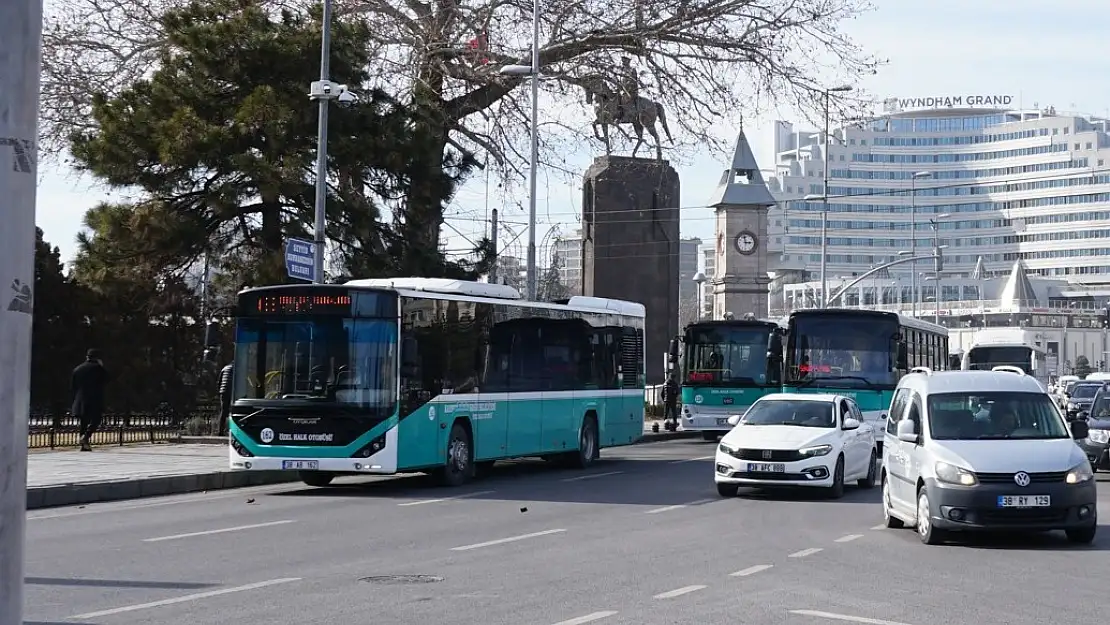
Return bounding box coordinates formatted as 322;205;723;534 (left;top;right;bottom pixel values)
26;470;302;510
636;430;702;443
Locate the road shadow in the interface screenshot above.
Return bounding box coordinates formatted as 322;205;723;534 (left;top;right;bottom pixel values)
736;486;883;505
269;456;728;507
25;577;217;590
949;525;1110;551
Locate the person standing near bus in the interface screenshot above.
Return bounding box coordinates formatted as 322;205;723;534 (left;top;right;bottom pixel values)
72;348;108;452
663;375;680;430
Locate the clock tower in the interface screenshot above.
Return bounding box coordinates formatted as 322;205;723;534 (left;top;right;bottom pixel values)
707;130;776;319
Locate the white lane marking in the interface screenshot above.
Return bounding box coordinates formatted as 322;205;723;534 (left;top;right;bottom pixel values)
451;528;567;551
70;578;301;619
561;471;624;482
398;490;495;506
653;585;707;599
788;609;915;625
870;524;887;530
668;455;715;464
834;533;863;543
788;547;823;558
142;520;296;543
644;498;715;514
729;564;773;577
550;611;619;625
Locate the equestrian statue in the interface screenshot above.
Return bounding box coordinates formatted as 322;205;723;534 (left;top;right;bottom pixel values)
581;57;673;161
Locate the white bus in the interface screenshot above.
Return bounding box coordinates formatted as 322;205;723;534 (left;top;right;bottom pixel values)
960;328;1049;387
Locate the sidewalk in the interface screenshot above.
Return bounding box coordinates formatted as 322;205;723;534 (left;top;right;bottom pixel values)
26;424;695;510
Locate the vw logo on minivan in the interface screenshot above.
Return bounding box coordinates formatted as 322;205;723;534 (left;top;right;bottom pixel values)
1013;472;1031;487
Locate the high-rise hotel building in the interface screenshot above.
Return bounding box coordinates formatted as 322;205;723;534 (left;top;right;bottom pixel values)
766;102;1110;300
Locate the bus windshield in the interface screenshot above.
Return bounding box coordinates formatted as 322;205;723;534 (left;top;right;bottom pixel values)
683;324;775;386
233;317;398;416
786;315;898;388
966;346;1032;374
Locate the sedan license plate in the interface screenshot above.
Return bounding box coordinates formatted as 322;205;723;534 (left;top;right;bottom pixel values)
716;418;728;426
747;463;785;473
997;495;1050;508
282;460;319;470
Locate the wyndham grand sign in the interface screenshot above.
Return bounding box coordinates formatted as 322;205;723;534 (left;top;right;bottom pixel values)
883;94;1014;112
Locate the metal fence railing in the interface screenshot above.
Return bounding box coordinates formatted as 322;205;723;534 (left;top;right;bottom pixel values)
28;411;220;450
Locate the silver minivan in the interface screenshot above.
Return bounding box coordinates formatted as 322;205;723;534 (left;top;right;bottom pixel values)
880;366;1097;545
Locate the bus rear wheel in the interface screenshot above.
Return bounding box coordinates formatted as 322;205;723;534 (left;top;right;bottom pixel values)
300;471;335;487
568;415;599;469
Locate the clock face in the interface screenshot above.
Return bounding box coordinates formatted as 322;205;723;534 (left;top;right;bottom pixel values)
735;231;758;255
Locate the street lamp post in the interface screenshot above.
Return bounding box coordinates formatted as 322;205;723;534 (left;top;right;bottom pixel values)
817;85;853;307
928;214;951;325
308;0;335;284
909;171;933;315
499;0;541;300
693;271;708;319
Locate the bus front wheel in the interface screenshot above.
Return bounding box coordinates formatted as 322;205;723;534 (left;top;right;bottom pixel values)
437;421;475;487
300;471;335;487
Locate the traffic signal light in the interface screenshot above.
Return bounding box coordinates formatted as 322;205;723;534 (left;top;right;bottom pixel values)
1103;308;1110;328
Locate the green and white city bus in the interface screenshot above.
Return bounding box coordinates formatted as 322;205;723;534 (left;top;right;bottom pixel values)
228;278;646;487
668;317;785;441
782;308;948;452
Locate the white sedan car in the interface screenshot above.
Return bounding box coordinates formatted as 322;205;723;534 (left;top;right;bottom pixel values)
714;393;879;499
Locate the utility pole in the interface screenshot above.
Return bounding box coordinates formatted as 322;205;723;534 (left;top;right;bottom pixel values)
489;208;499;284
0;1;42;623
309;0;334;284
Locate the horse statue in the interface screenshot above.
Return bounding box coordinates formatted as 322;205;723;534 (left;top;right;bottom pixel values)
581;77;673;161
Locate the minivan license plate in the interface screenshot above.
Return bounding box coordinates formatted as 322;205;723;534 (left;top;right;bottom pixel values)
282;460;319;470
716;418;728;425
747;463;785;473
997;495;1050;508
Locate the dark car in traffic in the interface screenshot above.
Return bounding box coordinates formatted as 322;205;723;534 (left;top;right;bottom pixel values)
1076;386;1110;471
1066;381;1103;419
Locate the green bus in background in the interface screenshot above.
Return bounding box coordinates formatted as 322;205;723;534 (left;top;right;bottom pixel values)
228;278;646;487
667;317;785;441
782;308;948;452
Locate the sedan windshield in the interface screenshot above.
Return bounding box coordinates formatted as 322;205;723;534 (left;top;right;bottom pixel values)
742;400;835;428
926;392;1069;440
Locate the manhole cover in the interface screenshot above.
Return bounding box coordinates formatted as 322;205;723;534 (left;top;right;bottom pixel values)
359;575;444;585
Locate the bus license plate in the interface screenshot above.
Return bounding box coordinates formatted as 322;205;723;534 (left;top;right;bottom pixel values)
747;463;785;473
997;495;1050;508
282;460;319;470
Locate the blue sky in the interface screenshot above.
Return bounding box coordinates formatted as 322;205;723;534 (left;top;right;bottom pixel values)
35;0;1110;265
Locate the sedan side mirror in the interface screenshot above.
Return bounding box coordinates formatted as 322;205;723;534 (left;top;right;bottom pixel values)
1070;419;1090;440
842;417;861;430
896;419;919;443
726;414;742;427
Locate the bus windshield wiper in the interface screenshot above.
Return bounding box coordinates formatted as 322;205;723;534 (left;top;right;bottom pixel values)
796;375;877;389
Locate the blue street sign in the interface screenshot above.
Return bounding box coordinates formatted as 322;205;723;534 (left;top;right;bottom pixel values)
284;238;316;282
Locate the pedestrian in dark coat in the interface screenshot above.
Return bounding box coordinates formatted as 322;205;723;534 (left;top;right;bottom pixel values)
72;348;109;451
218;362;234;436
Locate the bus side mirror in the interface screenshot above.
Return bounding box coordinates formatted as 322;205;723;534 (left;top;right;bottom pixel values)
896;343;909;370
401;337;420;377
204;321;222;347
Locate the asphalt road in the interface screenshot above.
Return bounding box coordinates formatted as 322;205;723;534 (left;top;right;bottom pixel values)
23;439;1110;625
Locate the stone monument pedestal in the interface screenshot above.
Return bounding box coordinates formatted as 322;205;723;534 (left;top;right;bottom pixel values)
581;155;680;385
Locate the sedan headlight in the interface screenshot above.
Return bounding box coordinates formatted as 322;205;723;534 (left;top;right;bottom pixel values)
1066;460;1094;484
1088;429;1110;445
718;442;737;455
799;444;833;457
934;461;977;486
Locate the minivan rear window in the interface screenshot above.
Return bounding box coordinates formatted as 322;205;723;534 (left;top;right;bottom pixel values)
926;392;1069;440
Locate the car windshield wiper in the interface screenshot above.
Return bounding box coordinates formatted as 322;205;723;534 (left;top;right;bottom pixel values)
796;375;877;389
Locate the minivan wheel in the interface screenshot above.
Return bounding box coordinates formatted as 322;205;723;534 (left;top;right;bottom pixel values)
1066;525;1097;544
882;476;904;529
916;487;945;545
